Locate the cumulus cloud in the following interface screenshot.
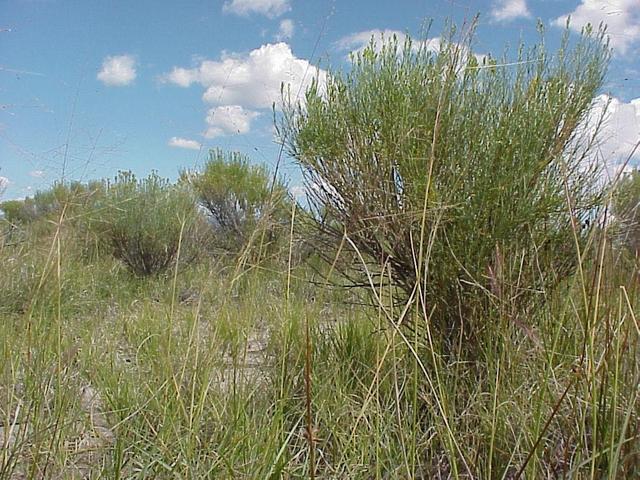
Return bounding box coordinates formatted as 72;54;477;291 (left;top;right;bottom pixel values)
552;0;640;55
0;176;8;193
164;43;326;109
168;137;202;150
97;55;137;86
588;95;640;170
570;93;640;185
163;43;326;138
277;18;294;40
204;105;260;138
491;0;531;23
29;170;44;178
222;0;290;18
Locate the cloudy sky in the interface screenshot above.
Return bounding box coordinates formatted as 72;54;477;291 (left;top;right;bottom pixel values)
1;0;639;199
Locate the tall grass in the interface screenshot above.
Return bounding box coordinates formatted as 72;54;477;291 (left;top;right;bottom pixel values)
1;182;639;478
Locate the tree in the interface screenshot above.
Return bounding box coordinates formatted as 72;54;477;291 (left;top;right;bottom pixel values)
279;24;610;348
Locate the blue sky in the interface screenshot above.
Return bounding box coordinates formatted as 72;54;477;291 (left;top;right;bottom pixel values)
1;0;639;200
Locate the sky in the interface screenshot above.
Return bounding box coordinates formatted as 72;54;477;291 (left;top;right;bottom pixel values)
1;0;639;200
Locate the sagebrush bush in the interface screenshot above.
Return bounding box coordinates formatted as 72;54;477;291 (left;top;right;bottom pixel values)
0;181;105;225
91;171;198;276
612;169;640;256
0;199;37;225
280;24;610;348
184;149;290;258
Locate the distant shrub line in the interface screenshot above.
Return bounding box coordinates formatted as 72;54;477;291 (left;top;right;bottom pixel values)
1;152;290;277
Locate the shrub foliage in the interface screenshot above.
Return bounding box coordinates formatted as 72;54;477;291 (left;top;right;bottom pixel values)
280;25;610;344
0;181;105;225
93;171;197;276
612;169;640;255
185;149;289;255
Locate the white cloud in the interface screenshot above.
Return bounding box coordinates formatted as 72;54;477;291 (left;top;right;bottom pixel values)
204;105;260;138
491;0;531;23
574;94;640;184
290;185;306;199
0;176;8;193
168;137;202;150
164;43;326;110
97;55;137;86
589;95;640;168
163;43;326;138
276;19;294;40
222;0;290;18
552;0;640;55
28;170;44;178
164;67;194;88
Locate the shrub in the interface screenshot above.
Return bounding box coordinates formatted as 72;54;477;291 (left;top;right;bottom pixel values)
0;199;36;225
279;25;610;348
0;181;106;226
92;171;197;276
612;169;640;256
184;149;290;257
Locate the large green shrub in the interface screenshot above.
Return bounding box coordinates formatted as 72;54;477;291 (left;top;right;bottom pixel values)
280;25;610;346
184;149;290;256
93;171;197;276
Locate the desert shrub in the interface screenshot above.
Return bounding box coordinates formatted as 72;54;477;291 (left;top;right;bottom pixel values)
0;181;106;226
1;199;36;225
1;181;107;251
91;171;198;276
279;25;610;349
34;181;105;219
612;169;640;256
184;149;290;258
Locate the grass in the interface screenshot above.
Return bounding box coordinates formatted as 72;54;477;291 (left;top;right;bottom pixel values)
0;202;638;480
1;20;637;478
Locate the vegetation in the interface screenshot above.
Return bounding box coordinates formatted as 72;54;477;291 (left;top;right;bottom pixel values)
1;199;34;225
87;171;198;276
612;168;640;255
280;24;610;352
0;181;105;226
1;24;639;480
184;149;290;257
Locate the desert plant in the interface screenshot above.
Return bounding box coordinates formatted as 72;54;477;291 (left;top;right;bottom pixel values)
279;24;610;347
612;168;640;255
92;171;197;276
184;149;290;256
0;199;37;225
0;181;106;226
